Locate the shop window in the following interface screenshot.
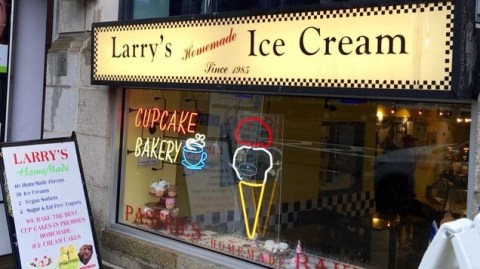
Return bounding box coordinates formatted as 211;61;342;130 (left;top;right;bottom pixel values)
117;88;471;268
130;0;272;18
127;0;354;19
132;0;170;19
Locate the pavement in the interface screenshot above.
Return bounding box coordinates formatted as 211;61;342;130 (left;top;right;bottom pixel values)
0;254;14;269
0;254;120;268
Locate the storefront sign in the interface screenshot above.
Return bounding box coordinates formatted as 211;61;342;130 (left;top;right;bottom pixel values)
92;1;454;90
0;136;101;269
133;106;210;169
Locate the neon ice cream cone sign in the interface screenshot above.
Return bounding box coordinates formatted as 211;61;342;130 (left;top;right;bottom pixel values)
232;116;275;240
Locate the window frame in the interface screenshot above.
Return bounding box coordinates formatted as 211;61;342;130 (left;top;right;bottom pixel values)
108;87;477;268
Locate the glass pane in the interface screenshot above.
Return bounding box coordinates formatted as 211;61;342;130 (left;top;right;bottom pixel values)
118;89;471;268
131;0;283;18
132;0;169;19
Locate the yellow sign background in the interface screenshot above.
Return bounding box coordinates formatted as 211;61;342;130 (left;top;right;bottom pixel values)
93;2;454;90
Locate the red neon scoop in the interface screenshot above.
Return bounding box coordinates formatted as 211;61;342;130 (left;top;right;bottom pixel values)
234;116;272;148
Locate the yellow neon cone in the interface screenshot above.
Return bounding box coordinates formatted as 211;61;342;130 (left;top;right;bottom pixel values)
238;180;266;240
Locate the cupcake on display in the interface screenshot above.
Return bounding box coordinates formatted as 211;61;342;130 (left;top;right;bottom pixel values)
150;181;157;194
165;197;175;209
155;180;168;197
160;209;170;221
170;208;179;218
143;206;154;216
263;240;289;256
168;185;176;197
154;184;165;197
158;180;168;189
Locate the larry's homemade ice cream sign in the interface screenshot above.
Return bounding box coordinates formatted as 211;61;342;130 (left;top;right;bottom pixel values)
92;1;454;90
0;136;101;269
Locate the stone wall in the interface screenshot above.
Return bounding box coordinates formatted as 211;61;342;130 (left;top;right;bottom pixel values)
44;30;112;237
44;2;230;267
473;98;480;216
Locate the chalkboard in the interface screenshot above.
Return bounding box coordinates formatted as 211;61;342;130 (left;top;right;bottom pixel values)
0;133;102;269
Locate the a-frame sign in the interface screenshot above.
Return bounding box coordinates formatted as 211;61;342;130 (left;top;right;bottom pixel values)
0;133;102;269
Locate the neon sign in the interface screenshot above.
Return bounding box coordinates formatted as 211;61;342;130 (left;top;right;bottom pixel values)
234;116;272;148
134;137;182;164
134;108;198;135
233;145;273;239
181;133;208;170
232;116;275;240
133;107;208;169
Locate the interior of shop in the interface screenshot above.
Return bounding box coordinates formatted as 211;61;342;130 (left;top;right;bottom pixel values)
118;89;471;269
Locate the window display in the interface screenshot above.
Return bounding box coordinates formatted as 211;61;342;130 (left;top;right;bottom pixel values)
117;88;471;268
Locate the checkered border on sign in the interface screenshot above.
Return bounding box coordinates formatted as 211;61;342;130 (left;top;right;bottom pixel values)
192;191;375;232
92;75;452;90
93;1;454;90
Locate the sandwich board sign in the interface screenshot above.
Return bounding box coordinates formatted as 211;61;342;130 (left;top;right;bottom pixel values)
0;134;102;269
419;214;480;269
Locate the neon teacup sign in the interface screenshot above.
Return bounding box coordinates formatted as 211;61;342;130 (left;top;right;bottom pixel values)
181;133;208;170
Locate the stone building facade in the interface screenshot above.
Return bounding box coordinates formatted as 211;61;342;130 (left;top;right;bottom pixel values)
44;1;231;268
43;1;480;268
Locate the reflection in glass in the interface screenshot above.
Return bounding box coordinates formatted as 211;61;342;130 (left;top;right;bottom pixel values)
118;89;470;268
